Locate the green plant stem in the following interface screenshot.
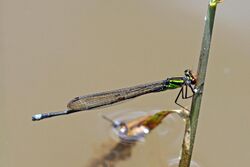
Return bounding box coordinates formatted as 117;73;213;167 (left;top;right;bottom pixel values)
179;1;220;167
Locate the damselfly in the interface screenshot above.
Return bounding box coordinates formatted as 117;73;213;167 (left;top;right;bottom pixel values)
32;69;196;121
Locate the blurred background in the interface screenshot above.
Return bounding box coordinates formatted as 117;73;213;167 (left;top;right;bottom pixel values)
1;0;250;167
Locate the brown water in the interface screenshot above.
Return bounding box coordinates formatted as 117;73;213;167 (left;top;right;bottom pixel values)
1;1;250;167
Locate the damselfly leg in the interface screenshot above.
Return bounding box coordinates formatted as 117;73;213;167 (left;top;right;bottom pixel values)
175;84;195;110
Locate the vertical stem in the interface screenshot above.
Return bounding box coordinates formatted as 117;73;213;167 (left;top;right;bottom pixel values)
179;1;221;166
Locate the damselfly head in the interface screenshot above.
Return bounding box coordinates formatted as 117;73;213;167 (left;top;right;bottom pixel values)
184;69;197;85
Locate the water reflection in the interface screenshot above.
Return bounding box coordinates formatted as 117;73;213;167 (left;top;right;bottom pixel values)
87;141;135;167
88;109;188;167
108;108;188;143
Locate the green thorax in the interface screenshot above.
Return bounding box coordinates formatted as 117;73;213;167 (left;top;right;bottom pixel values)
165;78;185;89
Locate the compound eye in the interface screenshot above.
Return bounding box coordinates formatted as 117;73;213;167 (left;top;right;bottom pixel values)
191;74;197;84
184;69;191;76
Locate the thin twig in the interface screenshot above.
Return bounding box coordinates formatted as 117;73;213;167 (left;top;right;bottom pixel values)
179;0;221;166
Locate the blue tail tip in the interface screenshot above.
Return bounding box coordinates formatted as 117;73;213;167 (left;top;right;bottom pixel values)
32;114;43;121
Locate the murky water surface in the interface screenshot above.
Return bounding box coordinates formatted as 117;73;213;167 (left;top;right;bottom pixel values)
1;1;250;167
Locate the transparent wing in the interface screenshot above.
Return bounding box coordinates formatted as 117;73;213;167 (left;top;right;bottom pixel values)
67;80;167;111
